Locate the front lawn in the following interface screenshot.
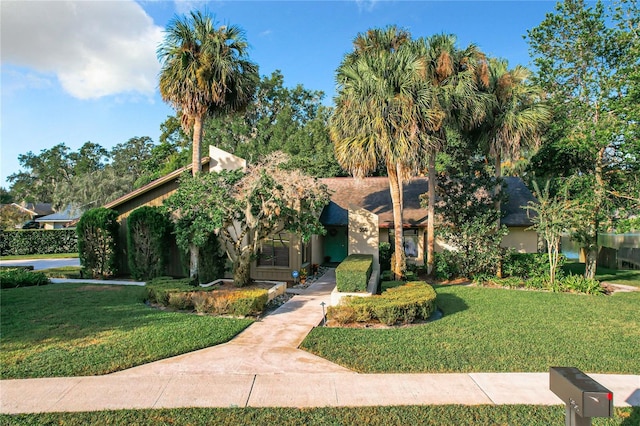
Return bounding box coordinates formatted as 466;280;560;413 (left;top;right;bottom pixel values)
0;283;252;379
563;261;640;287
1;405;637;426
301;285;640;374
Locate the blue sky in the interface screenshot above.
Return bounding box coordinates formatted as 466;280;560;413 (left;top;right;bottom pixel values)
1;0;560;188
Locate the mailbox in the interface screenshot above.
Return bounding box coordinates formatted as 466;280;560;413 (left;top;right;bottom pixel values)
550;367;613;425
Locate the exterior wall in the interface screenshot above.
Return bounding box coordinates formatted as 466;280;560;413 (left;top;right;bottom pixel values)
501;227;538;253
251;232;301;282
208;146;246;172
348;206;380;276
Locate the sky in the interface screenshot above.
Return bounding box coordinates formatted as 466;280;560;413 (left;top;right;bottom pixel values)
0;0;561;188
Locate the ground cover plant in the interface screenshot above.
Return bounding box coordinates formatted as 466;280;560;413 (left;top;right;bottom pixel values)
563;261;640;287
0;283;252;379
0;268;49;289
301;285;640;374
1;405;637;425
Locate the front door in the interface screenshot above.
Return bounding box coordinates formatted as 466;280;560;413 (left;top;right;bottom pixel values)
323;226;348;264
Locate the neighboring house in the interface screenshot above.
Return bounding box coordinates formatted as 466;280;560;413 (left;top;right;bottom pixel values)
103;146;538;281
35;206;81;229
10;203;54;220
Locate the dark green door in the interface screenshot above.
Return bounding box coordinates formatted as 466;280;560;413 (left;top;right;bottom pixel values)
324;226;348;263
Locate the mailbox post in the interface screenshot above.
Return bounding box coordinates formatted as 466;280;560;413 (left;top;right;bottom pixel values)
549;367;613;426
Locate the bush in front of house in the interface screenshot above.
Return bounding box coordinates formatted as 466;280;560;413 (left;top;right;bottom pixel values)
127;206;172;281
146;277;268;316
328;281;437;326
77;208;119;278
502;252;559;280
196;232;227;284
0;268;50;289
556;274;605;295
0;229;78;256
335;254;373;292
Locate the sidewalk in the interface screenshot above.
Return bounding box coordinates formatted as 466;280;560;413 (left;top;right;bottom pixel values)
1;269;638;414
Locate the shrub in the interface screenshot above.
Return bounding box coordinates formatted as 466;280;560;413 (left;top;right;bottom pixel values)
0;268;50;289
197;232;227;284
0;229;77;256
379;242;392;271
168;292;193;310
226;289;269;316
335;254;373;292
127;206;172;281
146;277;196;305
433;251;459;280
77;208;119;278
330;281;437;326
558;274;605;295
503;252;561;280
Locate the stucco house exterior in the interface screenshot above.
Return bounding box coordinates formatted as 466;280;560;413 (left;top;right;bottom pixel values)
104;146;538;281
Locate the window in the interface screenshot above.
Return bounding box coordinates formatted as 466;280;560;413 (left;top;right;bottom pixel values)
258;233;290;267
403;229;419;258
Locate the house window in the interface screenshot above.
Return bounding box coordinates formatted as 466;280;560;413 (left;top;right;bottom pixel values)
258;233;290;267
403;229;419;258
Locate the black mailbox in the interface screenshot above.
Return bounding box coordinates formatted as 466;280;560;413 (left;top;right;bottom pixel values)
550;367;613;425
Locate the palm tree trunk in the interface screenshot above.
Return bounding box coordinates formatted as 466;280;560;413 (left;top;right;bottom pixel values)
494;150;503;278
388;162;405;280
426;149;436;275
192;114;204;176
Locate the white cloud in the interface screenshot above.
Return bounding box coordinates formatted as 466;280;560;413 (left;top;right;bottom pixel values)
355;0;379;13
1;0;163;100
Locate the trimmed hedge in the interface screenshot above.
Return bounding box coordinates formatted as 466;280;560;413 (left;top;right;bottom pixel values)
328;281;437;326
0;268;50;289
77;208;119;278
0;229;78;256
146;277;268;317
335;254;373;292
127;206;172;281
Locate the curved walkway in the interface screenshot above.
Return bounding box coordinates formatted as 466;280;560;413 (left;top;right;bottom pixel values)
1;269;638;414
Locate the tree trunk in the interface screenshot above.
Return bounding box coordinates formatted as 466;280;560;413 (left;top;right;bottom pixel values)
426;150;436;275
585;245;598;279
585;146;605;280
387;162;405;280
189;244;199;283
494;151;503;278
192;114;203;176
233;249;252;287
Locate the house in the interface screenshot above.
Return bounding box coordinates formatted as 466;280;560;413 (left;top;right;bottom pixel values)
103;146;538;281
35;206;81;229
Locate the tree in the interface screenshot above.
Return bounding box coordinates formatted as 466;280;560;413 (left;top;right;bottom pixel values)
413;34;490;275
527;0;639;278
330;26;435;279
164;152;330;286
158;10;259;177
473;59;550;222
524;181;577;286
203;71;343;177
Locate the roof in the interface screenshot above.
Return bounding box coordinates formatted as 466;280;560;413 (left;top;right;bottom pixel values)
319;176;536;228
35;206;80;223
10;203;54;217
103;157;211;210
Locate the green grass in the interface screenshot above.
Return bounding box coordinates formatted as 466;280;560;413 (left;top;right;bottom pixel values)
40;265;83;278
0;283;252;379
301;285;640;374
0;252;78;260
562;262;640;287
1;406;637;425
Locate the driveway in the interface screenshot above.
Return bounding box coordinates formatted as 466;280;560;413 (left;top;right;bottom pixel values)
0;257;80;270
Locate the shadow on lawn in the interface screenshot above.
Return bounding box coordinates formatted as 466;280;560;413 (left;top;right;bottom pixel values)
433;290;468;316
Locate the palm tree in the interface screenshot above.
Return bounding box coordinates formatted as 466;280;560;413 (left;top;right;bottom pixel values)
157;10;258;281
330;26;436;279
158;10;258;176
476;59;550;223
413;34;490;274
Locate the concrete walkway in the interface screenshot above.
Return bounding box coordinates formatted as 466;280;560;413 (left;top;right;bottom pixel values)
1;269;639;414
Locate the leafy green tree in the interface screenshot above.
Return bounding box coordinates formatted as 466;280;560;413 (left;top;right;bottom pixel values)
330;26;435;279
527;0;639;278
0;205;31;230
524;181;577;286
0;187;13;204
203;71;342;177
164;152;330;286
158;10;259;177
